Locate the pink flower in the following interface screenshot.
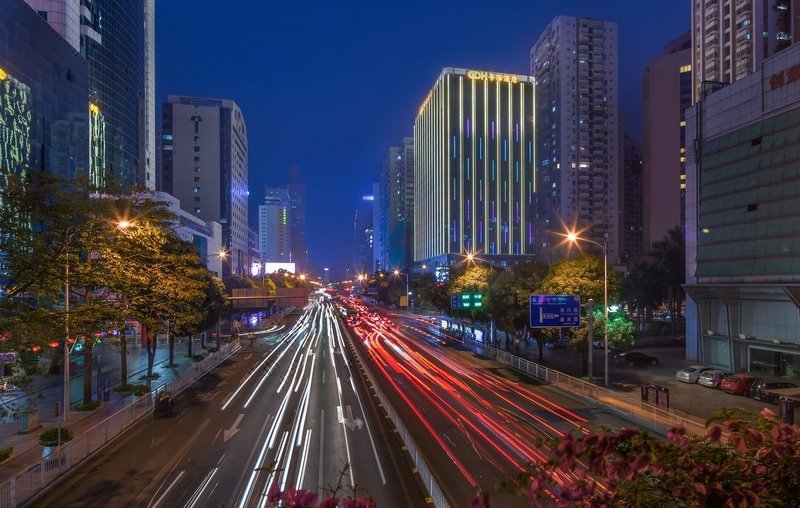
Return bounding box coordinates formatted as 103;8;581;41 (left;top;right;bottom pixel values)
267;482;282;502
318;497;339;508
706;425;722;443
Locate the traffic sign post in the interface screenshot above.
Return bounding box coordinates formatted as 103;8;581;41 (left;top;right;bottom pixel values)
529;294;581;328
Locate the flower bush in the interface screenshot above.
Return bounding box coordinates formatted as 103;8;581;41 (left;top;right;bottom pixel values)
472;407;800;507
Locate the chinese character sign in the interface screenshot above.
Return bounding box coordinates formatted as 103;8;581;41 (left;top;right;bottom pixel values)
529;294;581;328
0;69;32;172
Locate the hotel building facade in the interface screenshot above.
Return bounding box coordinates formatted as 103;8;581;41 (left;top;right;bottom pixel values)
413;68;536;269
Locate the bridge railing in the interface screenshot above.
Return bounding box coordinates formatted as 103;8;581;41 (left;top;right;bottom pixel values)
0;339;240;508
464;337;707;438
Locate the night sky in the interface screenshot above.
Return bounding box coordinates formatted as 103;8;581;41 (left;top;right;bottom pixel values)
156;1;689;280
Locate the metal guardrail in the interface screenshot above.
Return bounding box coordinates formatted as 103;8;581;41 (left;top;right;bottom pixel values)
465;338;708;438
342;321;451;508
0;339;240;508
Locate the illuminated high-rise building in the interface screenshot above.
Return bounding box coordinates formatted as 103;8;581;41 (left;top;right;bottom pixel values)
161;95;249;277
531;16;621;263
0;0;88;178
381;137;414;270
259;186;291;263
691;0;799;103
25;0;155;190
354;195;375;274
413;67;536;268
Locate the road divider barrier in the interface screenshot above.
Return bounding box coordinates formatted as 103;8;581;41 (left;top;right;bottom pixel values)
340;317;451;508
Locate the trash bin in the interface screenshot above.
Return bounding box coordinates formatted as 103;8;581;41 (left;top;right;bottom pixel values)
779;398;795;425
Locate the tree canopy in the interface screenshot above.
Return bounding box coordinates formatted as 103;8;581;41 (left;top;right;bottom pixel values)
0;169;229;394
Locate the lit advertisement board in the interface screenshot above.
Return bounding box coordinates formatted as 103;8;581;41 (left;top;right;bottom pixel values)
0;67;32;171
262;262;296;274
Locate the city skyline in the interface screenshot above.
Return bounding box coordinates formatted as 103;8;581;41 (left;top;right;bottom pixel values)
156;1;689;279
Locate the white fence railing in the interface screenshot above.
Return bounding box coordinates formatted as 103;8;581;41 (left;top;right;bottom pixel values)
0;339;240;508
465;338;708;438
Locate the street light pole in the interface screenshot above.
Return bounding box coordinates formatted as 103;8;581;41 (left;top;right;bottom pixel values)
566;231;609;386
64;256;70;422
602;236;608;387
393;270;410;313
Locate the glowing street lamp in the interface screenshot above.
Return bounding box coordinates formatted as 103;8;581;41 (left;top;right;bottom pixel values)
566;230;609;387
393;269;410;313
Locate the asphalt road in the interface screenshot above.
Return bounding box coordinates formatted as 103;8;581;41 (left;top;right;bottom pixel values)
345;304;641;507
29;300;426;508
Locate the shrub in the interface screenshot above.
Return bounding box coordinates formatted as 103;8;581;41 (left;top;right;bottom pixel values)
74;400;101;411
480;407;800;507
115;383;150;396
130;384;150;396
0;446;12;462
39;428;73;447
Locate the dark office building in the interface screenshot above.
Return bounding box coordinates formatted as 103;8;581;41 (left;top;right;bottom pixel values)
287;166;308;272
0;0;88;178
622;135;644;261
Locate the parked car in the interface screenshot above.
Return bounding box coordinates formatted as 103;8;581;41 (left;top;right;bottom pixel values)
614;351;659;367
697;370;732;388
675;365;714;383
719;375;759;395
750;380;800;404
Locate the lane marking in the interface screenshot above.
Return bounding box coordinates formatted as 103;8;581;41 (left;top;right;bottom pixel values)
224;413;245;442
153;470;184;507
318;409;325;501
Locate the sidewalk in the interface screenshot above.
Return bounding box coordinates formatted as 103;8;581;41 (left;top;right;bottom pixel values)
491;330;782;421
0;338;213;479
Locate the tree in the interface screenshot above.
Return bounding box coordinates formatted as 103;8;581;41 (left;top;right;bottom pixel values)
106;212;211;384
537;256;622;372
486;262;548;354
186;275;227;357
412;273;449;312
484;407;800;507
450;265;494;322
0;170;132;403
162;244;228;366
650;227;685;331
621;259;663;331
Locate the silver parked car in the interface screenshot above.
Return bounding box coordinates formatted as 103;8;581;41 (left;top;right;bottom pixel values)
675;365;714;383
697;370;732;388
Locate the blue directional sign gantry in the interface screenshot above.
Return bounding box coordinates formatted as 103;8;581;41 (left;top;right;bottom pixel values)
529;294;581;328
